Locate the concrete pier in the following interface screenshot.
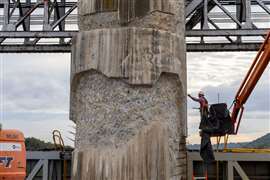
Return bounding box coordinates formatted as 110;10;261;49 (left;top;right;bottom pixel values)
70;0;187;179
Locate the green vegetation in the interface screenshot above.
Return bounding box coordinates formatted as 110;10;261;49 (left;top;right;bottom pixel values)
25;137;55;151
25;137;74;151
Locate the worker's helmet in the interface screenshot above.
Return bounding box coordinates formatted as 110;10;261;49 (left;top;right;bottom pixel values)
198;91;204;96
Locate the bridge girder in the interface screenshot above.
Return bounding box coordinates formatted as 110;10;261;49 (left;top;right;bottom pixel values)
0;0;269;53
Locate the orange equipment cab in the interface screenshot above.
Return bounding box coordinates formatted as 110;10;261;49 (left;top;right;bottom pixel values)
0;129;26;180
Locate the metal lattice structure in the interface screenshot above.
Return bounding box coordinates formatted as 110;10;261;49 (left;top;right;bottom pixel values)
25;151;270;179
26;151;71;180
187;151;270;179
0;0;269;53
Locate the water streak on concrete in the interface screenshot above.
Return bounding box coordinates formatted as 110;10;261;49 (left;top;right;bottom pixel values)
71;0;187;179
73;122;171;180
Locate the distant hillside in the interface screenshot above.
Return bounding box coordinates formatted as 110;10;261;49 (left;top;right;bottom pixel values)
25;133;270;151
187;133;270;150
244;133;270;149
187;142;248;150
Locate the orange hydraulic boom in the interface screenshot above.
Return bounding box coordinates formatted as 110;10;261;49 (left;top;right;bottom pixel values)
231;31;270;134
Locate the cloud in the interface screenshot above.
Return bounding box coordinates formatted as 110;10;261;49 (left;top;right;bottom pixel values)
187;52;258;92
187;72;269;142
1;52;269;146
3;111;75;146
1;54;70;113
187;52;269;143
0;53;75;146
202;70;270;112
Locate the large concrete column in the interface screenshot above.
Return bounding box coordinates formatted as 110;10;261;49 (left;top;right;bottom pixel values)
70;0;187;179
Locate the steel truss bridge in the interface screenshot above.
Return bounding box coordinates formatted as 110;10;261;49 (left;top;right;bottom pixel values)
0;0;269;53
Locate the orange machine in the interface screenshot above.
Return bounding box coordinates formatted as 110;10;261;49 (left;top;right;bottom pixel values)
0;129;26;180
231;31;270;134
203;31;270;139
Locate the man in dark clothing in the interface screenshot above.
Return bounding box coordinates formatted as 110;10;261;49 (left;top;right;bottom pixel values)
188;91;215;170
188;91;209;123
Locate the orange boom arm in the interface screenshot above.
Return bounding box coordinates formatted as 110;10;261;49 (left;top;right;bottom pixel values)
231;31;270;134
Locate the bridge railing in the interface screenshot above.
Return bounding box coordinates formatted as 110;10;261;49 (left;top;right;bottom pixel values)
26;151;72;180
26;151;270;180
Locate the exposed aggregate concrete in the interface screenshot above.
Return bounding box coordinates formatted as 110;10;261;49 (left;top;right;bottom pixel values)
71;0;187;179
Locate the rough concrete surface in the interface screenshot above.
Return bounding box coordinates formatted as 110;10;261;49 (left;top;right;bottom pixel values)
78;0;185;34
71;0;186;179
73;71;186;148
72;71;186;179
73;122;186;180
70;28;186;120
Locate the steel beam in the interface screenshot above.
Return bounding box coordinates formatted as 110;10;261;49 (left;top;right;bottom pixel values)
26;151;68;180
186;0;270;5
227;161;234;180
186;29;269;37
27;151;61;160
186;43;262;52
25;151;270;180
185;0;204;17
0;43;263;53
232;161;250;180
0;0;269;52
188;152;270;180
0;31;77;38
0;45;71;53
26;159;45;180
0;29;266;38
43;159;49;180
187;152;270;161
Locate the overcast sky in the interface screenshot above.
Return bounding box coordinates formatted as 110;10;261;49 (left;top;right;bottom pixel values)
0;52;269;146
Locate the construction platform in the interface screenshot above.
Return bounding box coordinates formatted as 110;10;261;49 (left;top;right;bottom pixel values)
25;150;270;180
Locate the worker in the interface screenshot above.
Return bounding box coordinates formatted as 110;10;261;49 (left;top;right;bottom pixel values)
188;91;209;128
